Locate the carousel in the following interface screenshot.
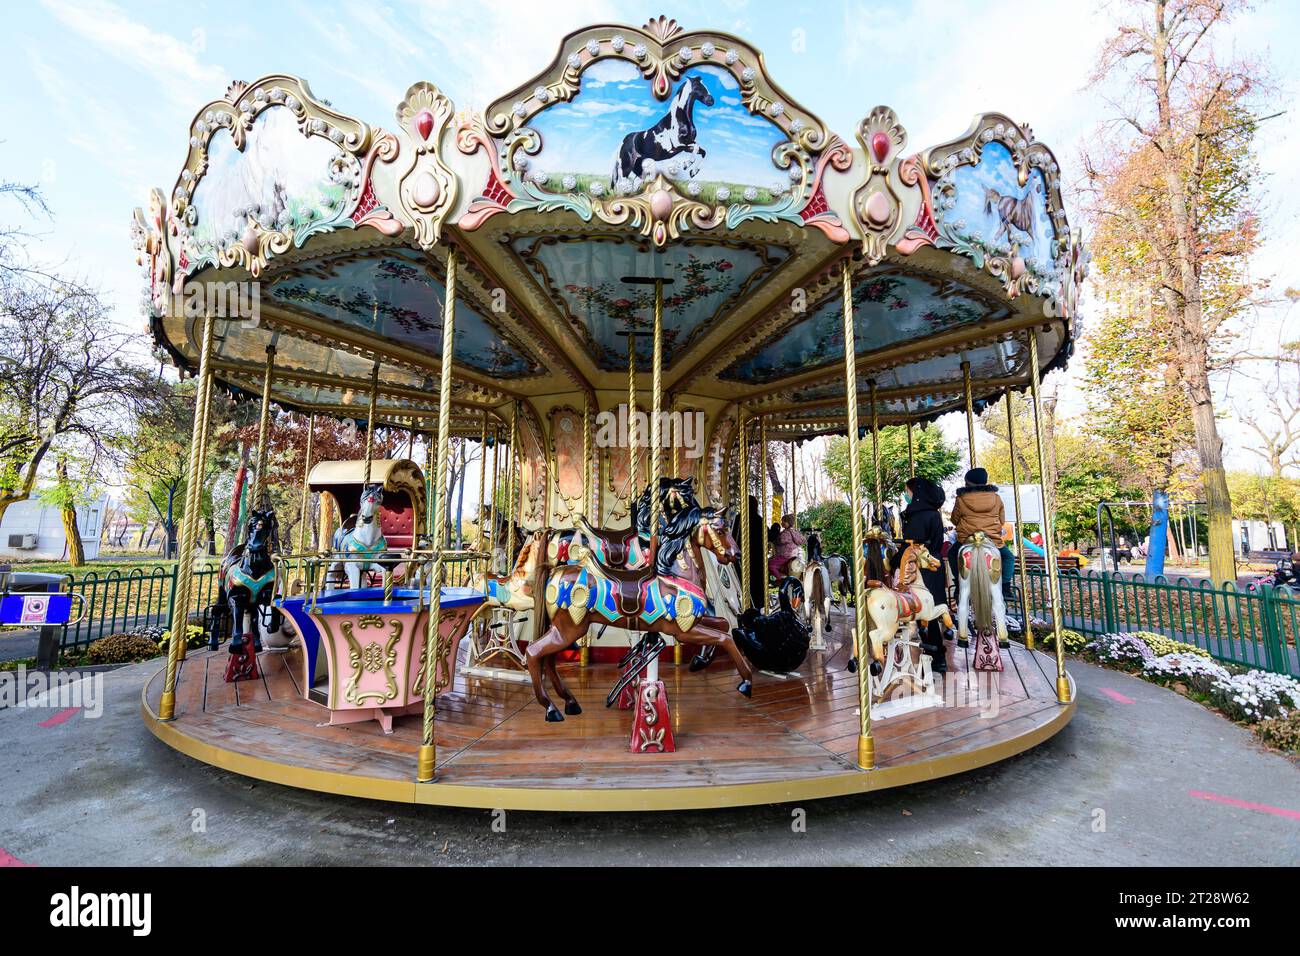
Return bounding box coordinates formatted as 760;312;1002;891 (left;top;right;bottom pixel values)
136;17;1084;810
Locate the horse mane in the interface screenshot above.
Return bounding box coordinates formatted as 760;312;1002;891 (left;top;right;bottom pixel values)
656;502;701;576
807;532;823;562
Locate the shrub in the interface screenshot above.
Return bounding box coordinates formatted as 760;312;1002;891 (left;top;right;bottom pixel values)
1255;712;1300;752
1129;630;1210;659
1036;628;1087;654
1087;632;1155;667
86;633;165;665
1208;670;1300;723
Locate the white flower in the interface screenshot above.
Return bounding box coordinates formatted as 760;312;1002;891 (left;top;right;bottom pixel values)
790;118;805;133
513;153;530;171
725;48;739;65
769;102;784;117
534;86;550;103
633;43;647;59
701;42;715;57
687;181;702;196
616;176;635;195
788;165;802;182
679;45;693;61
562;175;577;190
611;34;625;52
589;181;606;196
742;67;756;82
530;168;549;184
512;101;527;117
743;186;758;201
771;180;786;194
641;159;657;177
567;53;582;70
586;38;600;55
716;186;731;201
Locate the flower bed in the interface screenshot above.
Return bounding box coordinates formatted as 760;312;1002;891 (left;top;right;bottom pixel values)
1074;631;1300;755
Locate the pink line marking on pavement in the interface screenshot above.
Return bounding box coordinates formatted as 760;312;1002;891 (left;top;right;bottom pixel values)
37;707;81;728
1098;687;1135;704
1190;790;1300;821
0;848;33;867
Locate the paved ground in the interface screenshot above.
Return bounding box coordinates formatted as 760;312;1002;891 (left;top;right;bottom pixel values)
0;654;1296;866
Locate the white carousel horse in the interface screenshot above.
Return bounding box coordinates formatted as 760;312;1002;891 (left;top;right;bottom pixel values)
331;483;387;590
862;542;953;669
801;531;834;649
956;531;1006;671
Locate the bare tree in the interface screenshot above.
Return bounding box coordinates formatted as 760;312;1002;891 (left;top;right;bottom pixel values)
0;280;162;528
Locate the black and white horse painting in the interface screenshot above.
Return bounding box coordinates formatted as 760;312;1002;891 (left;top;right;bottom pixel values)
611;75;715;189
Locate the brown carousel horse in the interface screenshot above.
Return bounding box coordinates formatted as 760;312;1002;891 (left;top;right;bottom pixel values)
528;502;751;722
862;541;953;667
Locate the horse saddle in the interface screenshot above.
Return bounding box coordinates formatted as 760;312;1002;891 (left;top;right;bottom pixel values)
576;518;645;567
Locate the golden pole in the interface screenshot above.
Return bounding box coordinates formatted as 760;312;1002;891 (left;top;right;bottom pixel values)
488;426;500;571
506;400;518;553
1005;393;1034;651
759;413;768;612
1026;330;1069;703
478;410;488;550
251;344;277;507
297;412;316;554
581;394;592;667
160;308;216;718
647;280;678;663
361;357;380;488
405;420;415;461
790;440;797;524
869;380;882;518
417;249;458;783
962;359;976;469
840;259;873;770
424;431;435;538
906;421;915;478
738;408;751;611
626;330;638;514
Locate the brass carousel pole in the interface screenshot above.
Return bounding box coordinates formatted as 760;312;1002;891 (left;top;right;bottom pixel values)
506;400;519;563
478;409;488;553
488;425;500;571
758;413;768;612
581;392;592;667
626;330;639;515
840;259;873;771
1026;330;1070;704
417;249;458;784
738;407;751;611
425;431;435;539
251;344;277;507
906;420;915;478
869;379;882;520
962;359;976;469
159;307;216;720
1005;393;1034;651
646;280;677;663
361;357;380;489
789;440;797;525
297;412;316;554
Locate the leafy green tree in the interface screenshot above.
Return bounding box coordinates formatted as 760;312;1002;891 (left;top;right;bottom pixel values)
822;425;961;504
795;500;854;560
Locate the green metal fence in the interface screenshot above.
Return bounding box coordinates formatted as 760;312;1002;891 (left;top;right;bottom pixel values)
59;564;222;652
1021;569;1299;677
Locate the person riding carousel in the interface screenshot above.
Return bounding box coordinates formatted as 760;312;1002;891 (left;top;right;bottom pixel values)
768;513;805;582
901;476;949;675
949;467;1015;601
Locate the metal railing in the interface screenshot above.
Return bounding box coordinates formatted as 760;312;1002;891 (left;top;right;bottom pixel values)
1020;568;1299;677
56;563;222;652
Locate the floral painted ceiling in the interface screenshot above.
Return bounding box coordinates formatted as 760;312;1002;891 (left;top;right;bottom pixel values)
138;18;1085;433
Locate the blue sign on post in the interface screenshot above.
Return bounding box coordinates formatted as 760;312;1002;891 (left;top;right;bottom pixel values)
1145;490;1170;579
0;593;74;627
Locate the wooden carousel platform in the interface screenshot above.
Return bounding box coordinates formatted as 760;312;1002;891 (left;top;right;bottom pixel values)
142;613;1075;811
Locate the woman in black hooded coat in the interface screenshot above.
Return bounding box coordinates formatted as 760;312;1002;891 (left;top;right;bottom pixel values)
900;476;949;674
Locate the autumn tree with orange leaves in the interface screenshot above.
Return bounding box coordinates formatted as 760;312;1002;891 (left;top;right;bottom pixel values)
1082;0;1266;584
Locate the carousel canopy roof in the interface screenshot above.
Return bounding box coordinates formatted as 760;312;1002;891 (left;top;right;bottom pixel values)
134;16;1086;436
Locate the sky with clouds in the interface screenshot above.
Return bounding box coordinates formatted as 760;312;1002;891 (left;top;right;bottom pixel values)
5;0;1299;474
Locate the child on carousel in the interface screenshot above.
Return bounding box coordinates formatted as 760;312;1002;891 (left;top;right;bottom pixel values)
768;513;805;581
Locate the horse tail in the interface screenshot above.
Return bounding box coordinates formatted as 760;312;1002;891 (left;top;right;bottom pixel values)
970;542;993;631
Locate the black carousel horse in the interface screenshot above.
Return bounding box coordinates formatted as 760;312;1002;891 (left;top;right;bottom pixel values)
212;508;280;682
611;75;714;187
732;577;812;674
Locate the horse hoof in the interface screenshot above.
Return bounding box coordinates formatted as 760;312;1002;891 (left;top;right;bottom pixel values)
998;640;1010;649
737;680;752;698
824;622;833;633
847;657;858;673
869;661;883;677
545;706;564;723
688;655;709;673
207;639;219;651
253;641;263;653
564;700;583;716
229;640;243;655
957;638;969;649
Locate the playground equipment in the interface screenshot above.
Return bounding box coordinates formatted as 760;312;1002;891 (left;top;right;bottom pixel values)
135;16;1083;808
